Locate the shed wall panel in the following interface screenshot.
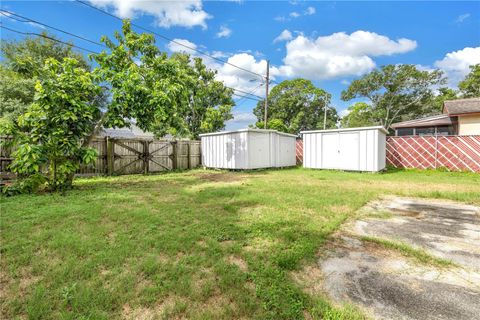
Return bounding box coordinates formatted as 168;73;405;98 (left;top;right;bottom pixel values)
302;127;386;172
201;130;296;169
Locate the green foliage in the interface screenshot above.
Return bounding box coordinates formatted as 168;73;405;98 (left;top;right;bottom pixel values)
253;79;337;134
340;102;377;128
0;67;36;121
1;32;89;77
1;33;91;121
341;65;446;129
255;118;289;132
92;20;190;137
4;58;101;191
458;64;480;98
432;87;458;112
172;53;234;138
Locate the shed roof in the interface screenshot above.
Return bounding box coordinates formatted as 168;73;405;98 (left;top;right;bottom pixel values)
443;98;480;115
199;128;298;138
301;126;388;134
390;114;454;129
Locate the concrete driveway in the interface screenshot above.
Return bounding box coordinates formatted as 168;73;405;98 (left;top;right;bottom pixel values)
319;197;480;320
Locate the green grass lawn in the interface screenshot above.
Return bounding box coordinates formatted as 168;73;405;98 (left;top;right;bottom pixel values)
1;167;479;319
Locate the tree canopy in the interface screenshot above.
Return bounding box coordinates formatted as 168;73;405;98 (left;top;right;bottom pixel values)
253;78;337;134
458;64;480;98
171;53;234;139
340;102;376;128
0;33;90;121
3;58;101;191
341;65;445;129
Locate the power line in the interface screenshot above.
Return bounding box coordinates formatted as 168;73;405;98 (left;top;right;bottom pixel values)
74;0;267;82
0;10;107;48
1;13;267;99
0;24;99;54
234;83;264;106
232;93;262;102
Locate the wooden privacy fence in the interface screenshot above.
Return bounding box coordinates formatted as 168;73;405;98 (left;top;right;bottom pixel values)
386;135;480;172
0;137;201;176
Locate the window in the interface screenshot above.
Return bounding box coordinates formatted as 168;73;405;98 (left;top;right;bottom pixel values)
396;128;414;136
436;126;454;136
416;127;435;136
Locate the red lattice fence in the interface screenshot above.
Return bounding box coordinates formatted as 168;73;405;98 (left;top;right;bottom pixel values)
296;138;303;164
386;136;480;172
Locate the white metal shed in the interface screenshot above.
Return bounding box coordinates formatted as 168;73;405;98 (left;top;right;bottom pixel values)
200;129;297;169
301;126;387;172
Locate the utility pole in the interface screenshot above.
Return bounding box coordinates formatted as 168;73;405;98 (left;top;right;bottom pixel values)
323;105;328;130
264;60;270;129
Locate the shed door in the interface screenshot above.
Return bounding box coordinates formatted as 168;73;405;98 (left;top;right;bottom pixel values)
339;132;360;170
321;133;339;169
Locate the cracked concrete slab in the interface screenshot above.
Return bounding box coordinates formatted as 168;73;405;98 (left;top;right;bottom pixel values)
317;197;480;320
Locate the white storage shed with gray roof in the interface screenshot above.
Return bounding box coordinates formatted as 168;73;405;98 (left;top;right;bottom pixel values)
200;129;297;169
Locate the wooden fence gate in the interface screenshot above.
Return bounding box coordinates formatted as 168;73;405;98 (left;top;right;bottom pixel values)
1;137;201;177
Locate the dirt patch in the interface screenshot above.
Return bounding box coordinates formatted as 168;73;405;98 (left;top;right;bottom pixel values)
196;172;245;183
122;296;184;320
226;255;248;272
316;197;480;320
291;264;324;296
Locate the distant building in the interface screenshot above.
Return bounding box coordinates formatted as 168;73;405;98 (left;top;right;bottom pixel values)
391;98;480;136
98;124;155;139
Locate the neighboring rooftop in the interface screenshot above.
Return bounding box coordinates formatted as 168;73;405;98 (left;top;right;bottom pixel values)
443;98;480;115
391;114;454;129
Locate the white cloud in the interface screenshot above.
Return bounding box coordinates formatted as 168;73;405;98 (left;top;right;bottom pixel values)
226;111;257;130
167;38;198;55
304;7;316;16
434;47;480;86
88;0;211;29
273;29;293;43
212;53;279;95
166;39;276;96
340;79;350;85
216;25;232;38
455;13;470;23
276;6;316;22
289;12;300;18
280;31;417;80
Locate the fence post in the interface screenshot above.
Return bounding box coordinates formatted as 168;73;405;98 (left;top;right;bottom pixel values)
143;140;150;175
107;137;114;176
171;141;177;170
187;142;191;169
435;135;438;169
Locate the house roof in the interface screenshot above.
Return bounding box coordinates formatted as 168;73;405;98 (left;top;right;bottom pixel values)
391;114;454;129
443;98;480;115
98;124;155;139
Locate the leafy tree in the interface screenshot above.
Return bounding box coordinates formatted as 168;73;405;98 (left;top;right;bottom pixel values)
3;58;101;191
458;64;480;98
1;32;89;77
431;87;458;112
341;65;445;129
254;118;288;132
253;78;336;134
340;102;376;128
91;20;190;138
0;33;91;120
0;67;36;121
172;53;234;138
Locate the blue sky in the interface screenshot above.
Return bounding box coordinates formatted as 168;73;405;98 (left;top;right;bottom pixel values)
1;1;479;130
